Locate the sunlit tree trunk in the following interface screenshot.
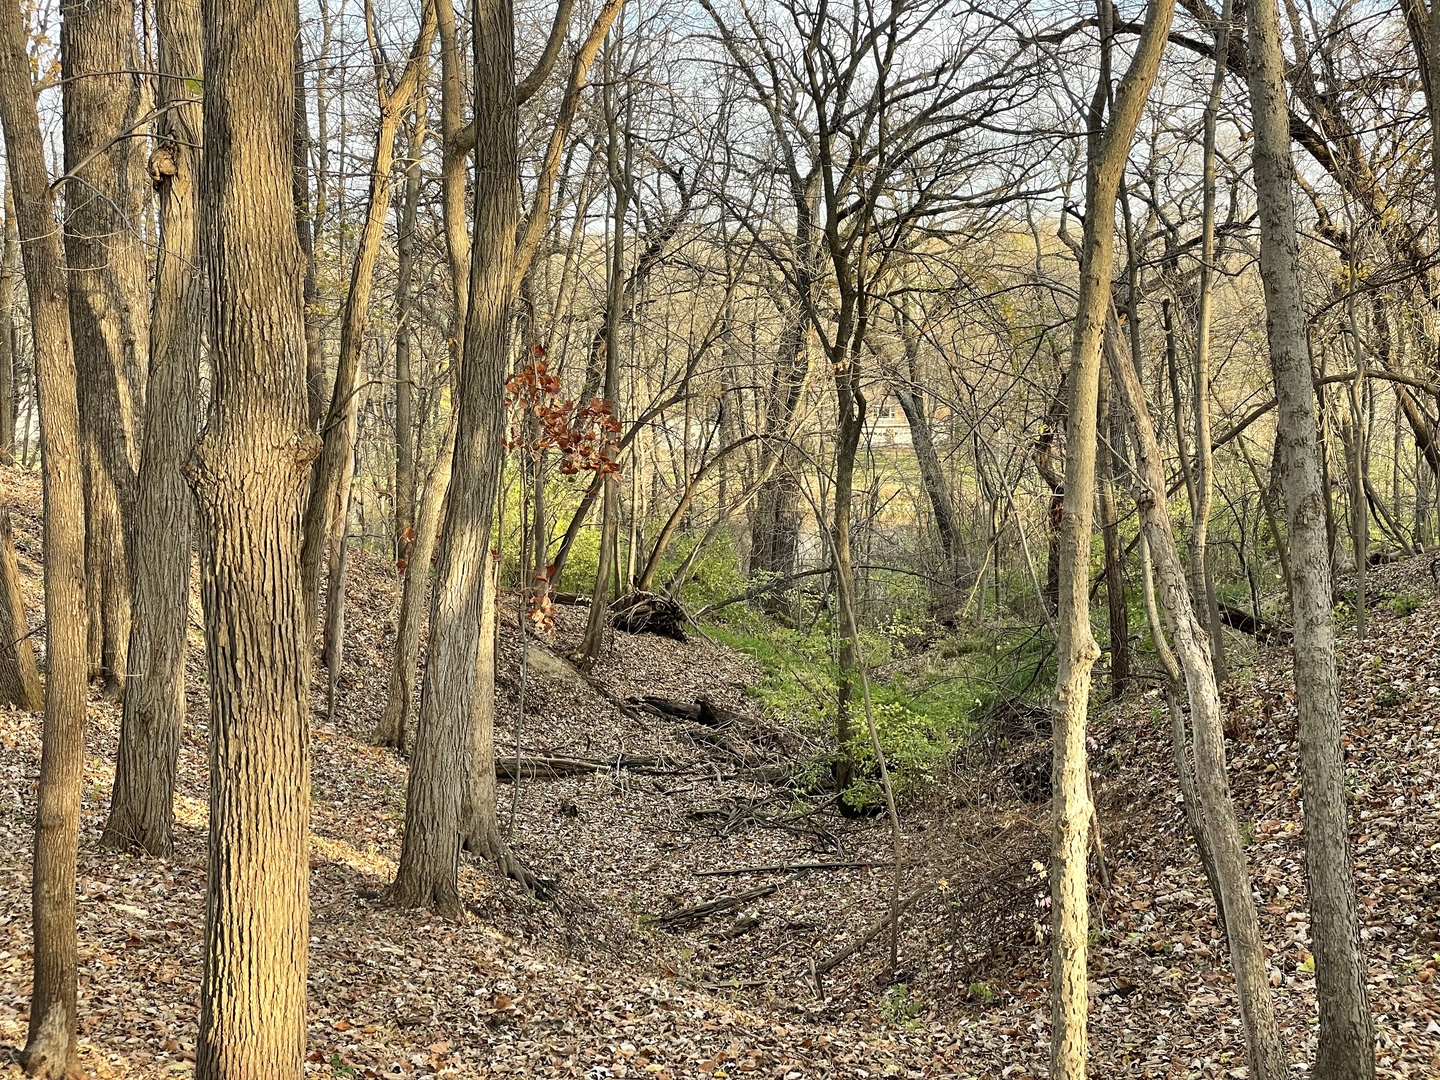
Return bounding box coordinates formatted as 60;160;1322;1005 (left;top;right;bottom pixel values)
187;0;319;1067
1049;0;1176;1071
0;6;90;1072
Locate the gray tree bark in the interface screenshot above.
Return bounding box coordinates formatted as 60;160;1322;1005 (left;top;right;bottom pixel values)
1247;0;1377;1071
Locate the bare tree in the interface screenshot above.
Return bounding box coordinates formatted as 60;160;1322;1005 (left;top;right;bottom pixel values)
1049;0;1176;1071
1246;0;1376;1071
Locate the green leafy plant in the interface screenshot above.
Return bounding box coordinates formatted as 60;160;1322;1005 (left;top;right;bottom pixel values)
1387;591;1425;618
879;982;922;1027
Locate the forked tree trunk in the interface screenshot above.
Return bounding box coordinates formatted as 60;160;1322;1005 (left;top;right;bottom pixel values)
102;0;203;858
61;0;148;698
1049;0;1175;1071
1247;0;1377;1071
0;504;43;710
187;0;320;1070
1107;313;1286;1080
0;8;90;1074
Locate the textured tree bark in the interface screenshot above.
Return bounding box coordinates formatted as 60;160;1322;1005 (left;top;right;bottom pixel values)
61;0;148;698
1108;311;1286;1080
102;0;203;859
0;5;91;1073
389;0;518;918
188;0;319;1069
0;505;43;710
1050;0;1175;1071
1247;0;1377;1072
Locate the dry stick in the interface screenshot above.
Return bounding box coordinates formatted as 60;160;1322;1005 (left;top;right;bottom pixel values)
653;878;794;928
815;886;931;978
696;860;891;876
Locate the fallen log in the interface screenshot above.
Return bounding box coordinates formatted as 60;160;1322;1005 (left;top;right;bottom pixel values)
1217;602;1290;644
632;694;749;728
610;590;687;640
494;753;666;781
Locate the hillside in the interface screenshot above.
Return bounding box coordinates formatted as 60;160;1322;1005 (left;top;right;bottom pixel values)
1;465;1438;1077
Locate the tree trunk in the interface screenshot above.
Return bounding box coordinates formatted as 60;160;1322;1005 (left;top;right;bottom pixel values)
0;188;15;466
1050;0;1175;1070
187;0;320;1069
894;384;960;575
102;0;202;858
579;58;626;671
831;333;865;795
0;504;43;710
459;556;529;887
293;45;327;430
1107;309;1286;1080
0;5;91;1072
374;0;469;753
1097;365;1129;697
61;0;148;698
393;90;425;564
389;0;518;917
300;5;436;636
375;417;456;752
1247;0;1377;1071
1191;0;1232;682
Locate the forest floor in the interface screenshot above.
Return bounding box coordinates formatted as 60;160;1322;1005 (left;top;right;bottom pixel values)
1;465;1438;1078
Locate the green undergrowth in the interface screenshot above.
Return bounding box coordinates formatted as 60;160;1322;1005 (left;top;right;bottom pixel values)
704;602;1054;811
